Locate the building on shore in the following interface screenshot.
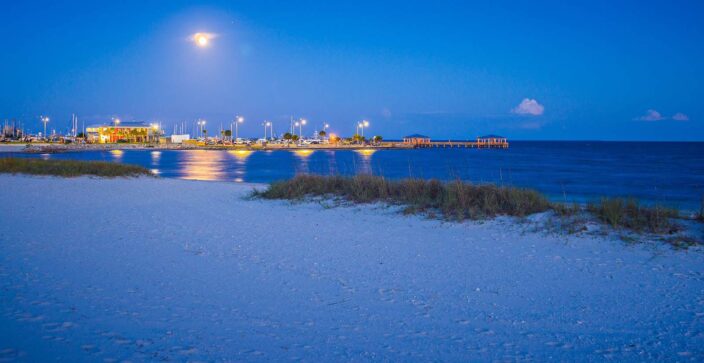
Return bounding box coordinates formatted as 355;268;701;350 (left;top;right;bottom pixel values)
170;134;191;144
402;134;431;145
86;121;155;143
476;135;509;148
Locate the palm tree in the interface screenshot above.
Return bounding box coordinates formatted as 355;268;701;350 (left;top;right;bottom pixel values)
318;130;326;138
373;135;383;144
283;132;293;141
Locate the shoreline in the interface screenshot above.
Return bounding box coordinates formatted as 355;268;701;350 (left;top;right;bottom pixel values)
1;153;701;214
1;175;703;360
2;142;418;154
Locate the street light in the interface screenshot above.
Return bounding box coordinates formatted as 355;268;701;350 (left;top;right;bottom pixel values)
233;115;244;141
40;116;50;140
264;121;272;139
151;123;159;143
359;120;369;137
197;119;206;139
299;118;307;140
325;123;331;140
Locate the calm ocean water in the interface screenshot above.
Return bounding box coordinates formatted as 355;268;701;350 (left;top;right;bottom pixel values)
5;141;704;210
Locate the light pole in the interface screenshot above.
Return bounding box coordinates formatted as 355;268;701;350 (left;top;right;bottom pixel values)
197;119;206;139
263;121;272;139
299;119;306;140
234;116;244;141
41;116;50;140
359;120;369;137
151;123;159;143
111;118;121;143
322;123;329;140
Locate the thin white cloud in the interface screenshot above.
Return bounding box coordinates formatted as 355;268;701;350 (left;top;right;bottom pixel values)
672;112;690;121
636;109;665;121
512;98;544;116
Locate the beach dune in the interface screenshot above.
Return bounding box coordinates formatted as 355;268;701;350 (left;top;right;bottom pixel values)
0;175;702;361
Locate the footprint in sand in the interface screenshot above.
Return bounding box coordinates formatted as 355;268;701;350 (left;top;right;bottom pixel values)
81;344;100;354
0;348;25;362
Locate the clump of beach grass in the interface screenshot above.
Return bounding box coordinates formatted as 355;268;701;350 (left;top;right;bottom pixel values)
256;174;699;243
587;197;680;234
0;158;152;178
256;174;551;220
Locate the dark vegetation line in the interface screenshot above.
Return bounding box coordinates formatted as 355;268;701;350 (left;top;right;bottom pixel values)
0;158;152;178
255;174;702;237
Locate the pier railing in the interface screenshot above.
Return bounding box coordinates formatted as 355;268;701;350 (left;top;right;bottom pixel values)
413;141;509;149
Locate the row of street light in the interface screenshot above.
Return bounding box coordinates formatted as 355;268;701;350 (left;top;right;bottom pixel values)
35;114;371;141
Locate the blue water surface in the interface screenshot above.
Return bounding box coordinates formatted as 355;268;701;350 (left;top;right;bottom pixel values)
4;141;704;210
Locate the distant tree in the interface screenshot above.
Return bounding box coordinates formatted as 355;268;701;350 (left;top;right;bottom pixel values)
372;135;383;144
329;135;341;143
318;130;326;138
283;132;293;141
76;132;85;138
130;129;141;143
292;134;300;141
202;129;207;139
352;134;366;144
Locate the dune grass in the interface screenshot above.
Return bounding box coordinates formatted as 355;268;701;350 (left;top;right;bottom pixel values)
257;174;550;220
0;158;152;178
587;197;680;234
256;174;694;238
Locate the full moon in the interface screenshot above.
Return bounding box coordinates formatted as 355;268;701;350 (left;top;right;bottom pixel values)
192;33;212;47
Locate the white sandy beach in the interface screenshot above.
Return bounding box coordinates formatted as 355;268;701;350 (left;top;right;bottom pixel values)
1;175;703;361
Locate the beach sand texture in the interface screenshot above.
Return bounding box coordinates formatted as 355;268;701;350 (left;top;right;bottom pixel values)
1;175;703;361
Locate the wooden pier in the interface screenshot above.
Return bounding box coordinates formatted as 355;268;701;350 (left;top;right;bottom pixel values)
403;134;509;149
415;141;509;149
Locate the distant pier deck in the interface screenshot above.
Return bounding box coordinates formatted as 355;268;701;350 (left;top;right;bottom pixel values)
415;141;509;149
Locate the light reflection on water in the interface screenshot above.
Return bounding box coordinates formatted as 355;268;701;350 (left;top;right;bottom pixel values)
180;150;227;181
293;149;314;174
354;149;376;174
110;150;124;159
7;142;704;209
227;150;253;182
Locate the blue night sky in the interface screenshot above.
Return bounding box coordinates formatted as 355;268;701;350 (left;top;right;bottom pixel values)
1;0;703;140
